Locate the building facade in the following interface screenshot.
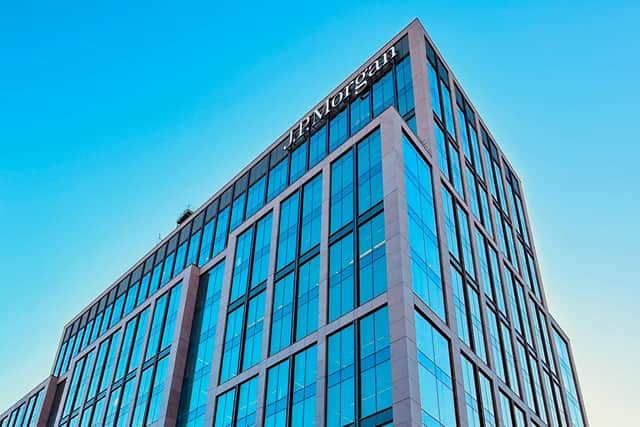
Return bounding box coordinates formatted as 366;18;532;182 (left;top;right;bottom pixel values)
0;19;588;427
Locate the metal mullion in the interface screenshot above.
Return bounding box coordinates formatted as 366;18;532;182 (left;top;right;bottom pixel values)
461;269;477;355
139;360;159;427
229;382;241;427
204;215;218;264
353;147;362;309
234;223;258;378
354;318;362;426
285;354;295;427
289;183;308;346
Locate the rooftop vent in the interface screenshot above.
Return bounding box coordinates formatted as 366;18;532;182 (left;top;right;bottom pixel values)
177;208;194;226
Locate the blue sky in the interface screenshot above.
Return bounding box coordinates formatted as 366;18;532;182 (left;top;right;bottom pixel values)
0;1;637;425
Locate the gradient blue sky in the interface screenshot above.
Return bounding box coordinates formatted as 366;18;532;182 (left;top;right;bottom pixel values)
1;1;637;425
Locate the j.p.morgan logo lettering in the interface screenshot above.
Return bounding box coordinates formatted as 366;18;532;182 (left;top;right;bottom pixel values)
283;45;398;151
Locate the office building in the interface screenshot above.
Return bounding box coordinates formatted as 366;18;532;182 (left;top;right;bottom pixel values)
0;19;588;427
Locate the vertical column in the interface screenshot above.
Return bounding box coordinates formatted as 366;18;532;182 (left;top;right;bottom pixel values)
253;199;282;427
314;163;331;427
408;20;436;158
203;236;237;426
161;264;201;425
379;110;422;427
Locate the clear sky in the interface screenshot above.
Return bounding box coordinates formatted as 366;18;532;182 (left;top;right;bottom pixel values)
0;1;637;425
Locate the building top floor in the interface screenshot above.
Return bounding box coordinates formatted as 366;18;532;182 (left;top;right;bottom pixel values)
52;17;533;376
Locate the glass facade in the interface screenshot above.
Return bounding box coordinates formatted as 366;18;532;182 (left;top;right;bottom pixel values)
2;23;587;427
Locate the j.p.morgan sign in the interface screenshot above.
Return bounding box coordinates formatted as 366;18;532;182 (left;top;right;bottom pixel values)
283;45;398;151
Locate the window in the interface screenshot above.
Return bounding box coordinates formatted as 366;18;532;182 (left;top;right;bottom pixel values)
350;90;371;134
457;205;475;277
455;89;484;179
123;282;139;317
99;331;122;393
414;309;457;427
451;266;471;346
427;47;455;137
174;239;188;276
198;217;216;267
554;330;586;427
357;130;383;214
213;206;230;256
86;339;109;400
246;176;266;218
499;392;514;427
373;70;394;116
475;230;506;314
265;345;317;427
127;308;150;374
110;295;125;328
186;227;202;267
530;301;556;373
62;351;93;417
466;168;481;220
160;251;176;287
327;307;392;427
427;59;441;121
447;141;464;196
289;140;308;183
103;386;121;426
359;307;392;418
479;371;497;427
219;306;244;384
159;282;183;350
146;356;170;425
144;293;168;361
149;261;163;299
213;386;235;427
328;233;355;322
265;359;290;426
130;365;154;426
113;318;137;382
330;150;354;233
478;185;493;238
460;356;482;427
115;377;136;426
485;308;507;384
488;244;507;316
358;213;387;304
213;376;259;427
276;193;300;271
230;193;247;231
268;158;289;201
230;229;254;303
230;213;273;302
500;321;520;396
291;346;317;426
270;272;294;355
295;256;320;341
300;174;322;254
441;185;460;261
396;56;414;116
219;291;266;383
329;108;348;152
542;369;566;427
251;213;272;288
309;125;327;168
528;351;546;423
468;286;487;362
403;135;445;319
457;105;472;161
516;341;536;412
240;277;265;371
